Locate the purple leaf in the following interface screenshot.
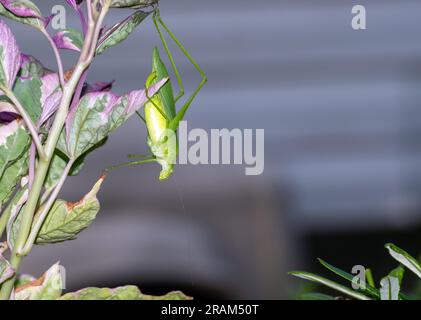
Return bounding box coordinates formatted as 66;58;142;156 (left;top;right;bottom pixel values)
43;13;56;28
0;111;18;123
95;10;150;56
0;0;41;18
53;29;83;52
0;101;19;124
66;0;83;10
38;73;62;126
0;20;21;90
83;80;114;95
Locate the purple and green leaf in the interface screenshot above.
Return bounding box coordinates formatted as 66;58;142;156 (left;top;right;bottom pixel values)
110;0;158;9
0;0;44;30
53;28;84;52
0;0;41;18
18;54;51;78
14;263;63;300
38;73;62;126
0;20;21;91
96;10;150;56
59;78;168;159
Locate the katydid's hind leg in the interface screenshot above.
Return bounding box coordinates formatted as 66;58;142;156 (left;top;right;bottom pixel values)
105;158;157;172
153;9;185;103
156;11;207;130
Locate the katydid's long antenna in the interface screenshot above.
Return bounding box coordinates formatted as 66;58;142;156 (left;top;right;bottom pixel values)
172;175;195;288
155;11;208;131
153;9;185;103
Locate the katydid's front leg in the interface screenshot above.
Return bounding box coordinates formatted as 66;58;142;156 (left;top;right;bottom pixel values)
106;158;157;172
128;154;153;159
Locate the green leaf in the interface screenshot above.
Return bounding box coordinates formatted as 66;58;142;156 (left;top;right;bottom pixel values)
13;75;42;122
365;268;375;288
289;271;372;300
0;1;44;31
44;150;91;192
318;258;380;298
6;187;29;251
35;176;104;244
0;120;30;208
299;292;336;300
96;10;150;56
0;119;29;177
0;151;28;211
385;243;421;279
389;265;405;287
44;153;67;192
59;286;192;300
15;263;63;300
110;0;158;9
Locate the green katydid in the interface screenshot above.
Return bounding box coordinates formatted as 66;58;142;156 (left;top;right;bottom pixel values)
108;8;207;180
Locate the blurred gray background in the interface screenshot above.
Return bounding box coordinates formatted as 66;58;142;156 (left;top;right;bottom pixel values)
5;0;421;298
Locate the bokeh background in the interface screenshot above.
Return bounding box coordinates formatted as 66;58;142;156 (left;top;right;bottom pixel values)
5;0;421;298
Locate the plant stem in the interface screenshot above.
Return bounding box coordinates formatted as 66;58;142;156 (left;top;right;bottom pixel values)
41;29;65;88
3;88;46;160
19;159;74;256
28;142;35;189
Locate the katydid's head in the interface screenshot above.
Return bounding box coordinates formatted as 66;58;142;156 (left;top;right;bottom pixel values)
158;161;174;181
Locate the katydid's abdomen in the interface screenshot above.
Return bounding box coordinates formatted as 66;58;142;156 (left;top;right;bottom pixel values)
144;94;168;144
